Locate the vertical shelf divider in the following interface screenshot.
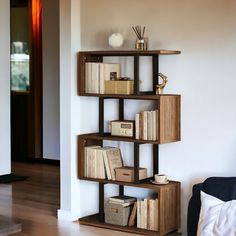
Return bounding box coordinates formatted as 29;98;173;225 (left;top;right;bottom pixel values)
119;98;124;120
134;142;140;183
119;185;124;195
153;144;159;175
134;55;140;95
152;55;159;93
99;183;105;221
99;97;104;135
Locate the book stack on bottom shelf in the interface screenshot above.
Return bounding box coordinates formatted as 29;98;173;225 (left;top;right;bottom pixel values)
137;198;159;231
79;181;180;236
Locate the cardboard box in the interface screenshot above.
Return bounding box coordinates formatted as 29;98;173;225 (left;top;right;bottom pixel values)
104;80;134;95
115;166;148;182
105;202;131;226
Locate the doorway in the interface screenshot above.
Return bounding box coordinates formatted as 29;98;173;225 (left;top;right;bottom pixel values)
10;0;60;162
10;0;42;161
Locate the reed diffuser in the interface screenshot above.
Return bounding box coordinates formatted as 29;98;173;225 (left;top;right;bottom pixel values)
132;25;148;50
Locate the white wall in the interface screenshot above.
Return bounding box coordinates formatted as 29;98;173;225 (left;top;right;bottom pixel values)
42;0;60;160
0;0;11;175
78;0;236;234
58;0;81;221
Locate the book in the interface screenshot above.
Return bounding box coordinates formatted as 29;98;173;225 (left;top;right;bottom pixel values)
91;62;99;93
109;195;136;203
147;198;159;231
151;110;156;140
148;199;155;230
85;62;92;93
104;147;123;180
141;198;148;229
135;109;159;141
135;113;140;139
102;147;119;180
154;198;159;231
128;201;137;226
147;111;152;140
84;145;101;177
143;111;148;140
137;200;141;228
108;200;135;207
93;147;107;179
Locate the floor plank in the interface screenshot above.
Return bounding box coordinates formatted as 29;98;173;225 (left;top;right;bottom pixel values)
0;162;136;236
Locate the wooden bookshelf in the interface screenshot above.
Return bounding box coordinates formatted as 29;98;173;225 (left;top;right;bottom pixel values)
78;50;181;96
79;181;180;236
77;50;181;235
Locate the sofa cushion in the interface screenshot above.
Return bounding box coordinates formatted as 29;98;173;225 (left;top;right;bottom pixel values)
187;177;236;236
197;191;236;236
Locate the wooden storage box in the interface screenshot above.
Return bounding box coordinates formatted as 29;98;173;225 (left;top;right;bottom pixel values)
104;80;134;95
105;202;131;226
115;166;147;182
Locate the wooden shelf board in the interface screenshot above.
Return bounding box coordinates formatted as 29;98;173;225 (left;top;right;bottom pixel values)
79;50;181;56
79;94;180;100
80;133;160;144
79;132;180;144
79;214;160;236
79;177;179;189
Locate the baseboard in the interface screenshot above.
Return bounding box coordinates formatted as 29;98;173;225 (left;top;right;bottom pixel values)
57;209;79;222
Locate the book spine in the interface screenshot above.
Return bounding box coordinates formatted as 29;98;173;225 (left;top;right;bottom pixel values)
154;198;159;231
143;111;148;140
99;63;104;94
137;200;141;228
84;147;88;177
135;113;140;139
103;149;112;180
147;111;152;140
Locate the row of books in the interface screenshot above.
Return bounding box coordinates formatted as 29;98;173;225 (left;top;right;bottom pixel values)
84;146;123;180
85;62;121;94
137;198;159;231
135;110;159;140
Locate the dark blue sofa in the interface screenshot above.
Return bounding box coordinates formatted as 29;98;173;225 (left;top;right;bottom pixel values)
187;177;236;236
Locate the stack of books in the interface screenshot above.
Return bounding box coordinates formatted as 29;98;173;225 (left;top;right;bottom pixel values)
109;195;137;207
84;146;123;180
137;198;159;231
135;110;158;140
85;62;120;94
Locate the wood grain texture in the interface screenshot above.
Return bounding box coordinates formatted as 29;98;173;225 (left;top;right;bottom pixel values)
159;96;181;143
0;162;143;236
79;182;181;236
78;50;181;96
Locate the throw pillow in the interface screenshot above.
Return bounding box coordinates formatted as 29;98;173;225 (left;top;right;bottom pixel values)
197;191;236;236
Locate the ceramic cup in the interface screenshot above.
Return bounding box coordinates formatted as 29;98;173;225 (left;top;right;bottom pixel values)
154;174;168;184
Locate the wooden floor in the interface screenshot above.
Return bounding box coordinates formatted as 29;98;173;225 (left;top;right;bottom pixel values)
0;162;136;236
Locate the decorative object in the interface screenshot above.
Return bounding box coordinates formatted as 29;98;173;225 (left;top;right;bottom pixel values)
151;174;169;185
104;80;134;95
111;120;134;137
105;201;131;226
156;73;168;94
108;33;124;48
132;25;148;50
115;166;147;182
